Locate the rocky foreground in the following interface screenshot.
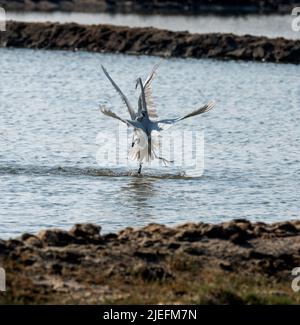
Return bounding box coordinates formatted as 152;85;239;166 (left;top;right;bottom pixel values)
1;219;300;304
0;0;297;15
1;21;300;64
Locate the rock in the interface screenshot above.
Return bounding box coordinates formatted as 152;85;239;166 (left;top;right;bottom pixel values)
134;250;166;262
1;21;299;64
219;261;233;271
229;233;248;245
25;236;43;248
139;239;157;248
184;246;205;256
56;250;82;264
279;46;300;64
20;233;35;241
69;223;102;244
253;46;265;60
134;264;173;281
203;222;251;241
71;224;101;237
51;263;63;275
291;220;300;231
117;227;135;241
6;239;24;250
253;224;269;237
175;229;202;242
103;233;118;241
202;224;224;238
0;240;7;255
272;222;299;236
21;233;43;248
37;229;75;247
277;253;296;266
248;250;273;260
167;242;181;250
174;223;204;241
219;223;238;238
222;222;250;238
22;257;36;266
227;48;246;59
143;223;176;238
233;219;253;230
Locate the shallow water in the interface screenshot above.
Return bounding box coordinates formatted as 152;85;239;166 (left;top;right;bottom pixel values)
0;48;299;238
7;11;300;39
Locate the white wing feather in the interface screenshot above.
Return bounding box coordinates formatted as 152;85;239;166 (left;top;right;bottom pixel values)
101;65;136;120
157;100;216;131
100;106;145;130
139;62;161;121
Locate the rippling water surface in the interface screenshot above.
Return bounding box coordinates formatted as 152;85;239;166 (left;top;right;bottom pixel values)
7;11;299;39
0;48;299;238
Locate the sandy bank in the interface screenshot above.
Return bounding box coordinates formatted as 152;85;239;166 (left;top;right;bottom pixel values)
1;219;300;304
1;21;300;64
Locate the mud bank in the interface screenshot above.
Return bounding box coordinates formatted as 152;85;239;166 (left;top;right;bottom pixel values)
1;219;300;304
1;21;300;64
0;0;297;15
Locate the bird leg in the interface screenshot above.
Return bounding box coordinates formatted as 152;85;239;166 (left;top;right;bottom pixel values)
138;163;143;175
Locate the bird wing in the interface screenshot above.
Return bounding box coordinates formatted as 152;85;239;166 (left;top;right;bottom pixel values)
157;100;216;131
176;100;216;122
100;106;145;130
136;77;149;118
101;65;136;120
138;62;161;120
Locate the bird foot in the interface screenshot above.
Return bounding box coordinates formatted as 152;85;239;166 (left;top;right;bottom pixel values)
137;164;142;175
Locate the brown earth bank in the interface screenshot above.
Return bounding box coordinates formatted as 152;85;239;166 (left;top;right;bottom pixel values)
0;0;297;15
1;21;300;64
1;219;300;304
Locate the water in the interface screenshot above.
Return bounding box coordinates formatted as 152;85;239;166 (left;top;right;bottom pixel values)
0;48;299;239
7;11;299;40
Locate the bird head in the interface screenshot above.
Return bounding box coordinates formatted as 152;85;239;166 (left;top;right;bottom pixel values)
135;77;143;90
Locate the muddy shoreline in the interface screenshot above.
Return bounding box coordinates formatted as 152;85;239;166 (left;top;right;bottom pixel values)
0;0;297;15
1;219;300;304
1;21;300;64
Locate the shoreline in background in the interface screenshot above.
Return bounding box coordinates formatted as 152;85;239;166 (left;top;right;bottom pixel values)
1;21;300;64
5;11;298;40
0;0;297;15
1;219;300;304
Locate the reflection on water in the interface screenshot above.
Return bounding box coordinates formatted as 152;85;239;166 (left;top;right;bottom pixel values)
0;48;300;238
7;11;299;39
121;177;157;220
